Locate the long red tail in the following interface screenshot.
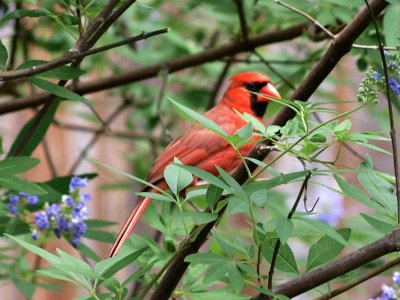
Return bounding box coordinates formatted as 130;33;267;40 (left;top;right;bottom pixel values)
108;197;152;257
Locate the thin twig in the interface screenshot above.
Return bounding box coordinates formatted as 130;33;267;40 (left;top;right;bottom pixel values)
275;0;397;51
234;0;250;41
363;0;400;224
267;171;312;289
274;0;335;39
156;67;172;142
6;1;21;70
207;59;233;109
69;102;128;174
252;50;296;90
221;58;312;65
314;257;400;300
0;28;169;81
42;136;58;177
53;120;158;141
76;0;84;37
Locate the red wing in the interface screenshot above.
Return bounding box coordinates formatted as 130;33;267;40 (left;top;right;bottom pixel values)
146;105;241;184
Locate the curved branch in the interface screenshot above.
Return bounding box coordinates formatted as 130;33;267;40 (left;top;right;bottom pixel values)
0;23;307;115
267;228;400;299
149;0;389;299
0;29;168;81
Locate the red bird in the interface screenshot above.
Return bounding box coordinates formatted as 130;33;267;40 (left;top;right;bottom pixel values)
109;72;280;257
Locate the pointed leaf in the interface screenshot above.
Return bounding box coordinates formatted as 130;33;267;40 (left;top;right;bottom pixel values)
306;228;351;271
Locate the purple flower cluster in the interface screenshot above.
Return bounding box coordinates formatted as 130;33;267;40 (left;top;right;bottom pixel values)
373;51;400;97
370;270;400;300
33;176;90;247
8;192;39;215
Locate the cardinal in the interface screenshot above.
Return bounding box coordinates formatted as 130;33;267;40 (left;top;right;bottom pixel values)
108;72;281;257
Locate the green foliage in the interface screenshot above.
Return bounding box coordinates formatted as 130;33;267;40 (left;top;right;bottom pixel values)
0;0;398;299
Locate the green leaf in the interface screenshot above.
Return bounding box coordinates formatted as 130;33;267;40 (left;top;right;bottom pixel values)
136;192;175;202
275;217;294;245
8;99;60;157
306;228;351;271
56;248;97;279
28;77;89;103
360;213;396;234
77;244;100;262
84;229;115;243
169;98;228;137
121;264;154;288
16;60;85;79
0;157;40;175
384;4;400;46
294;217;348;246
334;120;352;136
334;174;381;210
0;39;8;69
242;112;267;135
11;276;36;299
262;235;298;274
36;268;75;283
357;158;396;217
165;161;193;196
216;166;247;200
206;184;223;210
93;161;166;195
85;219;117;228
244;171;308;193
228;265;244;293
95;247;148;282
0;175;47;194
1;8;51;23
176;165;230;190
250;189;268;206
185;252;226;264
181;211;218;224
203;262;230;284
5;234;60;265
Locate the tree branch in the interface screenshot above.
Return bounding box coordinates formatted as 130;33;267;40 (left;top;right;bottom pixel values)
0;23;308;115
251;228;400;299
0;28;168;81
149;1;389;299
314;257;400;300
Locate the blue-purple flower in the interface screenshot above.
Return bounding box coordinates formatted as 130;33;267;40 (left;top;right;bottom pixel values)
33;176;91;247
388;77;400;96
69;176;89;192
380;284;397;300
8;192;39;215
35;212;49;230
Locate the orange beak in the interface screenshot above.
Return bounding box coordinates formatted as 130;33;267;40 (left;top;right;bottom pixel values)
259;82;281;101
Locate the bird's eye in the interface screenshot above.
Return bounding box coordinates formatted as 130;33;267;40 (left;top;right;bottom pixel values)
245;82;256;91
